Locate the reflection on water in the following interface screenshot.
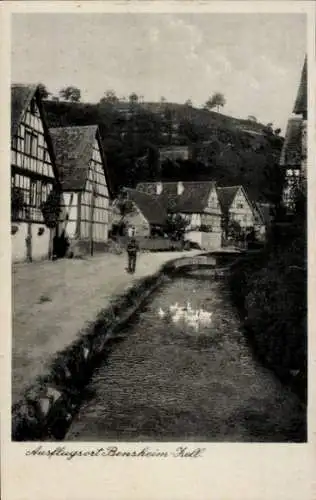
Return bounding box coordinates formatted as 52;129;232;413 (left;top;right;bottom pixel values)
66;274;306;442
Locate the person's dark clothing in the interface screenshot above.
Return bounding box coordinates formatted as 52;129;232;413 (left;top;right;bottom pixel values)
127;239;139;273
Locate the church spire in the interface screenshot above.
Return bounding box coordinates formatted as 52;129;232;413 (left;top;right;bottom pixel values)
293;55;307;118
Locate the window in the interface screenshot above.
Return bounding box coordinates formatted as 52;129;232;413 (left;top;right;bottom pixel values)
44;150;50;163
237;203;244;209
24;129;38;157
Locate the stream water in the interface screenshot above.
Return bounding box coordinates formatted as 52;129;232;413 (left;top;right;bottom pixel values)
66;269;305;442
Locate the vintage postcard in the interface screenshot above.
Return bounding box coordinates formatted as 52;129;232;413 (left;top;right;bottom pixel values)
1;1;315;499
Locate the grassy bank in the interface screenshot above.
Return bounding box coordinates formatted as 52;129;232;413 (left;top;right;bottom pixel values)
228;239;307;404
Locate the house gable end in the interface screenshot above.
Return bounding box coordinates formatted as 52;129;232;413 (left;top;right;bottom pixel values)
205;185;221;213
12;94;56;180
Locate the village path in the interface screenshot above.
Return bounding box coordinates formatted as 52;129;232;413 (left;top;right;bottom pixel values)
12;250;201;405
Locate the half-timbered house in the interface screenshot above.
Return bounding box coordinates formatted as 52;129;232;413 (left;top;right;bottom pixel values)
49;125;112;255
11;84;60;262
217;185;264;239
136;181;222;249
281;56;307;209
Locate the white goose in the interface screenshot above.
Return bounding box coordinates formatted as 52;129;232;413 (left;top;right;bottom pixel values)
158;307;166;319
169;302;179;313
185;308;200;329
172;306;185;323
199;310;213;324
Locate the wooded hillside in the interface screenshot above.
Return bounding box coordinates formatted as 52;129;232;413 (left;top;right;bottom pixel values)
43;99;284;203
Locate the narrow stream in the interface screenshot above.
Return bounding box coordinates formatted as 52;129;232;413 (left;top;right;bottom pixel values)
66;269;305;442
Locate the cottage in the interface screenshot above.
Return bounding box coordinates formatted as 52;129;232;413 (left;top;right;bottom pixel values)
49;125;112;255
11;84;60;262
281;56;307;209
137;181;222;249
112;187;167;238
217;185;263;238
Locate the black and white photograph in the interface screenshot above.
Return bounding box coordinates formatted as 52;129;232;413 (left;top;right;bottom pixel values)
9;8;308;446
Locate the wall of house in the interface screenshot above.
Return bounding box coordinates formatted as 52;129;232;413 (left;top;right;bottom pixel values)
229;188;255;229
110;200;151;237
11;96;55;224
62;192;79;238
203;188;222;232
79;138;110;246
124;206;151;237
201;231;222;250
181;213;201;230
184;230;221;250
11;222;50;263
185;231;202;248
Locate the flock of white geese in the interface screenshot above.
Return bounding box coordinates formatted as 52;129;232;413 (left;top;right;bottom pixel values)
157;302;213;330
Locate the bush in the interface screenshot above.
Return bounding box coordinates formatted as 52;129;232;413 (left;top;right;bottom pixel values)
228;241;307;402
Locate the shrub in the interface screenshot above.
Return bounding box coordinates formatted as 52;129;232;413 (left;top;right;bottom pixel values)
229;238;307;402
41;188;62;229
11;186;25;220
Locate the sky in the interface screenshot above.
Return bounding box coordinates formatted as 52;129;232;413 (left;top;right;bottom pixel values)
11;13;306;132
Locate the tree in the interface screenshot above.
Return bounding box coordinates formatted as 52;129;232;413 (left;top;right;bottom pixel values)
59;86;81;102
100;90;119;106
38;83;50;99
184;99;193;107
129;93;139;105
227;219;243;240
164;213;189;241
205;92;226;112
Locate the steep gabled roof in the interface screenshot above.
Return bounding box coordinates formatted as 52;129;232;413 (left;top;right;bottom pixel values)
175;181;217;213
123;188;167;225
49;125;108;192
217;186;240;214
293;56;307;117
11;83;38;136
279;117;302;167
218;185;264;224
136;181;217;214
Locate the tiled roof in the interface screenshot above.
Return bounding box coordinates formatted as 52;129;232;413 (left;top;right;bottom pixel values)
136;181;217;213
293;56;307;117
279;117;302;167
11;84;38;136
216;186;240;214
123;188;167;225
49;125;99;191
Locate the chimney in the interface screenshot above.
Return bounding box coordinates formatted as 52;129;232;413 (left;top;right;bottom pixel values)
177;181;184;196
156;182;163;195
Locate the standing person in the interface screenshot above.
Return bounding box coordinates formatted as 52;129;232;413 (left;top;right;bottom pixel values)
126;237;139;274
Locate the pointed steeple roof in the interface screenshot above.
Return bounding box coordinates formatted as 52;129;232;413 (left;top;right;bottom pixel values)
293;56;307;118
